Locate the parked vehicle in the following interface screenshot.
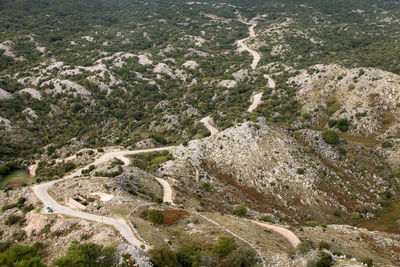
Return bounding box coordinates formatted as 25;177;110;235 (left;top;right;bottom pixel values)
45;206;53;213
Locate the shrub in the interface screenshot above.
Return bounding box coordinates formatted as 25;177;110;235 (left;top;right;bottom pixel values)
54;243;115;267
337;118;349;132
147;209;164;224
2;203;17;212
322;130;339;145
176;245;200;267
297;241;312;254
339;147;347;155
318;241;331;250
5;215;23;225
328;120;337;127
362;257;373;267
22;204;35;214
213;236;235;256
382;141;393;148
202;182;211;192
225;247;257;267
149;247;177;267
297;168;305;175
232;205;247;217
333;208;341;217
17;197;26;205
0;244;45;267
316;253;333;267
259;215;272;222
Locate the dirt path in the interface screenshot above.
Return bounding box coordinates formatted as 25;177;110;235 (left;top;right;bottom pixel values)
28;161;39;177
237;19;276;113
200;115;219;135
243;218;301;248
248;92;263;113
236;23;260;70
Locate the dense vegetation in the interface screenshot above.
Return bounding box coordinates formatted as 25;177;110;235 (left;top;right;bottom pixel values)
149;236;258;267
1;0;399;174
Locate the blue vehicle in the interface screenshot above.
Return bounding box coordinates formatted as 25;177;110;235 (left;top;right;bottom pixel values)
45;206;54;213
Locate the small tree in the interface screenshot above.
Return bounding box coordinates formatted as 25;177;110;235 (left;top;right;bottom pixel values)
233;205;247;217
213;236;235;256
149;247;177;267
225;247;257;267
322;130;339;145
147;209;164;224
337;118;349;132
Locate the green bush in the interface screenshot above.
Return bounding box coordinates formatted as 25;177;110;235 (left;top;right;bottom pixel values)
0;244;45;267
382;141;393;148
337;118;349;132
149;247;178;267
213;236;235;256
316;253;333;267
362;257;373;267
297;168;305;175
225;247;257;267
232;205;247;217
5;215;23;225
297;241;312;254
54;243;115;267
2;203;17;212
176;245;201;267
147;209;164;224
328;120;337;127
318;241;331;250
322;130;339;145
259;215;272;222
333;208;341;217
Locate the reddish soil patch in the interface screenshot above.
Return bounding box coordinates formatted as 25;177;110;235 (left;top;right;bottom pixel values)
162;209;189;226
4;181;25;188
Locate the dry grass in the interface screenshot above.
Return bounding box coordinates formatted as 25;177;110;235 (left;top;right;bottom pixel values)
355;201;400;234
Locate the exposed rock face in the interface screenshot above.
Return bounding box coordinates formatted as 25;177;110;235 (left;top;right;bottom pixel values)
153;63;174;77
161;120;388;222
232;69;248;82
19;88;42;100
218;79;237;88
115;244;153;267
0;88;12;99
182;60;199;70
42;79;91;96
137;54;153;65
0;116;11;130
292;64;400;136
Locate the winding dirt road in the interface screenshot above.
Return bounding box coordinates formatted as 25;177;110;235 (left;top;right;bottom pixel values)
237;21;260;70
200;115;219;135
31;147;174;250
30;16;298;262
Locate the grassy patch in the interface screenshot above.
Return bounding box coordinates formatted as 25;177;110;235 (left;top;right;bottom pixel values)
340;134;379;147
112;208;130;216
129;151;173;171
0;170;32;188
355;201;400;234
